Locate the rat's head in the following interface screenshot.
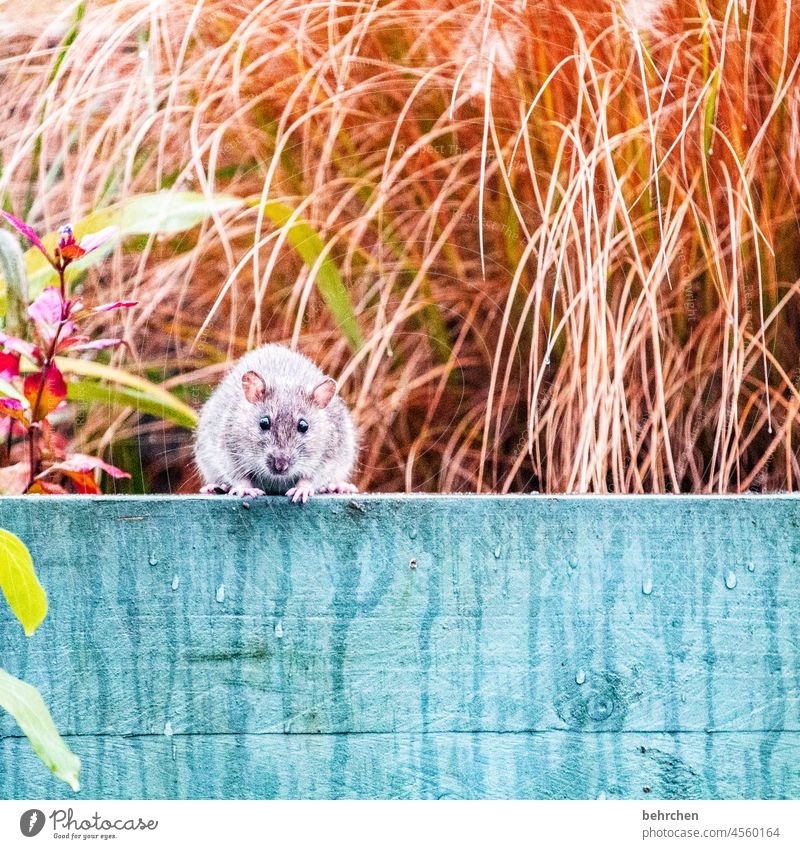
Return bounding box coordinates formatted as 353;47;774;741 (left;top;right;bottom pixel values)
236;368;338;481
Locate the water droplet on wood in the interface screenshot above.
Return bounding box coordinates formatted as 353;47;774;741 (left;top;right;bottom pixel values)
171;575;180;591
725;570;737;589
642;577;653;596
575;669;586;685
215;584;225;603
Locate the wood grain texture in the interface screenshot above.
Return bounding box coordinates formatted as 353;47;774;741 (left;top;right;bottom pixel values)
0;495;798;799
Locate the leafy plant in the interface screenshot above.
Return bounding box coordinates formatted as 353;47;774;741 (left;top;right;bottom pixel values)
0;528;80;791
0;212;134;493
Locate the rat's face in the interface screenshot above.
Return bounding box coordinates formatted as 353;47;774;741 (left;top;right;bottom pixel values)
235;370;337;482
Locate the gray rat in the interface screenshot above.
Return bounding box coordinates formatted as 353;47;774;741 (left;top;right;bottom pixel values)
195;344;358;503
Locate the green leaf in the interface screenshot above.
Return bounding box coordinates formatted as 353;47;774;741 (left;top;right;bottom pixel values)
0;668;80;791
254;198;364;352
703;67;720;158
11;191;245;297
0;529;47;637
19;357;198;429
67;378;198;429
14;340;198;431
0;230;28;336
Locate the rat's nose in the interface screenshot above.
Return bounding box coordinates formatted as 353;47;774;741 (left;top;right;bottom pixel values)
270;456;290;474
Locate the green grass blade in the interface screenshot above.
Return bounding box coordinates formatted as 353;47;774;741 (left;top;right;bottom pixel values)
67;378;198;429
252;198;364;352
3;191;245;298
0;230;28;335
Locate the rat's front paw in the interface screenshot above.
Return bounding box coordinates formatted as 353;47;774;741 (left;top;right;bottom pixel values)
200;483;230;494
286;481;315;504
319;481;359;494
229;485;266;498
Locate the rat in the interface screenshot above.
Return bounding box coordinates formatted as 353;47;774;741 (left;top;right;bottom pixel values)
195;344;358;503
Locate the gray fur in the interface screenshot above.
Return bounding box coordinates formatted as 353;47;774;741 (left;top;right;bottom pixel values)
195;344;358;494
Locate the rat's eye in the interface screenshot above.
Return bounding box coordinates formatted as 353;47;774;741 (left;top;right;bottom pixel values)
297;418;309;434
259;415;272;431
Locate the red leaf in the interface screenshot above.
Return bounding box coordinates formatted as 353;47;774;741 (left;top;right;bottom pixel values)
61;470;101;494
0;397;29;426
40;418;69;460
55;335;89;353
59;243;86;261
0;333;42;364
23;364;67;421
1;211;51;262
27;480;70;495
0;351;19;381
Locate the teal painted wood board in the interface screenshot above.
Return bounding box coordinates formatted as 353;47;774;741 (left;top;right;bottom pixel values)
0;495;798;799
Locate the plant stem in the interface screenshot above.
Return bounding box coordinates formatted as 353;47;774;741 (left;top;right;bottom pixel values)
27;423;37;489
25;264;69;491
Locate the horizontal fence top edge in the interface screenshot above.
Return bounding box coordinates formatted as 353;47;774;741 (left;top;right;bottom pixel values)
2;493;800;505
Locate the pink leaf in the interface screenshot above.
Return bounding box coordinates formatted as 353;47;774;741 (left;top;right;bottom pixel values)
1;210;51;262
0;351;19;381
87;300;138;315
78;226;119;255
28;287;65;324
0;332;42;364
0;463;30;495
48;453;130;479
28;288;74;347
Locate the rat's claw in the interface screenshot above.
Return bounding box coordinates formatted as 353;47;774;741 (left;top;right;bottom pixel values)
286;482;314;504
319;481;359;494
229;486;265;498
200;483;230;494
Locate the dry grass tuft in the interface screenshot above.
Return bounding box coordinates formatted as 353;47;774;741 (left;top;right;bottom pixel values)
1;0;800;493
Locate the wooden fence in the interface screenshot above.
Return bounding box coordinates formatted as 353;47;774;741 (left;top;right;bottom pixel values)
0;495;798;799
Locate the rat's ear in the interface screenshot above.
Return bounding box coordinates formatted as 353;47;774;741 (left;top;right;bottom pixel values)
242;371;268;404
310;376;337;409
